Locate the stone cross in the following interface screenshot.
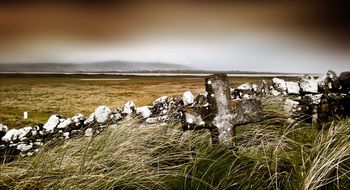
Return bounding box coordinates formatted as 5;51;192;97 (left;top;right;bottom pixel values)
181;73;262;145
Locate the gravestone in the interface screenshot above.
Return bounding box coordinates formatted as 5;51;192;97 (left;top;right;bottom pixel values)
182;73;262;145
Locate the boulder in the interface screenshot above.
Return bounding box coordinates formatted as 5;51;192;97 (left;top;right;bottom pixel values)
136;106;152;118
183;91;195;106
285;81;300;94
95;106;112;123
0;124;8;139
123;101;136;115
84;128;93;137
272;78;287;92
284;98;300;117
152;96;169;115
230;98;263;126
339;71;350;92
43;115;61;133
299;75;318;93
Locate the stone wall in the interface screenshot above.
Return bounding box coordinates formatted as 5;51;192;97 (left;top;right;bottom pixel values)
1;70;349;161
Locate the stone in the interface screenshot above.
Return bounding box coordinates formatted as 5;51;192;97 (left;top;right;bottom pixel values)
339;71;350;92
0;124;8;139
205;73;235;144
261;80;271;96
57;118;72;129
271;90;281;96
63;132;70;139
95;106;112;123
183;91;195;106
299;75;318;93
43;115;61;133
272;78;287;91
230;98;263;126
84;128;93;137
145;117;158;124
123;101;136;115
237;83;252;91
136;106;152;118
16;143;33;152
285;81;300;94
284;98;300;117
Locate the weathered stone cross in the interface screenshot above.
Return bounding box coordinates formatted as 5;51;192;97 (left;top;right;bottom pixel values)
182;73;262;145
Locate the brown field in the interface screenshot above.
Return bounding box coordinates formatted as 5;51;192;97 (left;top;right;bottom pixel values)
0;74;277;128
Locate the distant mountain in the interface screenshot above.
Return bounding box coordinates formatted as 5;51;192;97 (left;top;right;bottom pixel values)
0;61;193;73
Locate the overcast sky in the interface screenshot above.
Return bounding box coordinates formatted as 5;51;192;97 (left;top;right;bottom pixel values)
0;2;349;73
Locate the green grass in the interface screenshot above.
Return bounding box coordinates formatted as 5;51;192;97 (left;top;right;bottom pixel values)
1;97;349;190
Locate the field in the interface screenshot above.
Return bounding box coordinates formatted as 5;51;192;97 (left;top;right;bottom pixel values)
0;74;272;128
1;74;349;190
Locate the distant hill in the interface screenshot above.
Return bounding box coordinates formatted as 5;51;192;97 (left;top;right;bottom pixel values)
0;61;193;73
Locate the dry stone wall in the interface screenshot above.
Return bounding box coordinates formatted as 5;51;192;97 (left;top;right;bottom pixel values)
1;70;349;161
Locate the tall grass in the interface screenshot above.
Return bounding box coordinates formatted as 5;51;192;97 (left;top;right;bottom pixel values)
0;97;349;189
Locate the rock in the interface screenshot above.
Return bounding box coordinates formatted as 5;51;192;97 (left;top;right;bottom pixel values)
284;98;300;117
95;106;112;123
84;113;96;125
152;96;169;115
230;98;263;126
16;143;33;152
63;132;70;139
183;91;195;106
17;126;32;141
43;115;61;133
123;101;136;115
272;78;287;91
0;124;8;139
145;117;158;124
326;70;341;91
194;93;207;106
181;107;206;130
339;71;350;92
153;96;168;106
285;81;300;94
305;94;323;105
237;83;252;91
205;73;235;144
71;113;85;126
2;129;19;142
136;106;152;118
260;80;271;96
84;128;93;137
57;118;72;129
271;89;281;96
299;75;318;93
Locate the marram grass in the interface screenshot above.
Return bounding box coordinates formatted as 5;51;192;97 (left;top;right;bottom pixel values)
1;99;349;189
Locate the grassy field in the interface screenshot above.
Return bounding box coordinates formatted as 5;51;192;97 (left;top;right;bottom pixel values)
0;74;349;189
0;74;274;128
0;96;349;190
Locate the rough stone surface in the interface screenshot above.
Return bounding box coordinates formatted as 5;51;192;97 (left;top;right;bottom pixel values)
183;91;195;106
43;115;61;133
136;106;152;118
271;90;281;96
339;71;350;92
285;81;300;94
205;73;235;144
95;106;112;123
272;78;287;92
299;75;318;93
84;128;93;137
123;101;136;115
230;98;263;126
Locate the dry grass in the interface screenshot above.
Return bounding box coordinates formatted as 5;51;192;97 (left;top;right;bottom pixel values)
0;97;349;189
0;74;272;128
